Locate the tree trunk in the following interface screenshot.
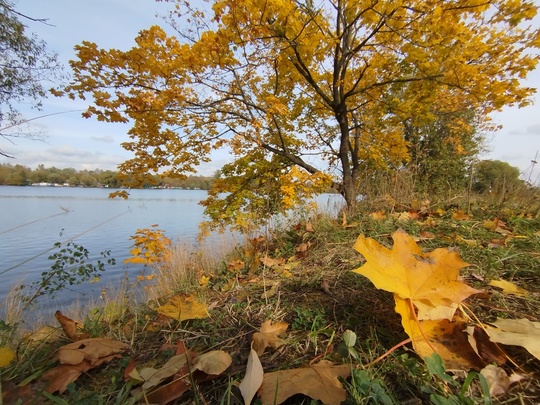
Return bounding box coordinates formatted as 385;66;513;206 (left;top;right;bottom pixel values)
336;109;357;209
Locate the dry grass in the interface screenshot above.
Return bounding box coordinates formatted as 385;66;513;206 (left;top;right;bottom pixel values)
1;192;540;404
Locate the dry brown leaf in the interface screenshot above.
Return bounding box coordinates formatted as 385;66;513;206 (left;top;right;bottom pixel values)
54;310;86;341
141;354;190;390
157;294;209;322
56;337;129;366
23;325;62;344
145;375;192;404
260;256;286;268
295;242;312;257
466;326;507;365
1;380;37;404
192;350;232;375
480;365;526;397
488;318;540;360
252;320;289;356
43;360;93;393
258;360;351;405
239;348;264;405
227;259;245;272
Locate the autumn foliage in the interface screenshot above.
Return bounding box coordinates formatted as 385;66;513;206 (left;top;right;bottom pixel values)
57;0;540;231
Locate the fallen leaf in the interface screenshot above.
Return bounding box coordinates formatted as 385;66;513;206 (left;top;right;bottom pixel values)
252;320;288;356
145;375;192;404
144;350;197;404
192;350;232;375
55;310;86;341
418;231;436;240
353;229;479;320
258;360;351;405
42;361;93;393
261;281;280;299
488;318;540;360
454;235;479;246
452;210;470;221
0;380;37;404
0;346;15;367
369;210;386;220
466;326;508;365
480;365;525;397
23;325;62;344
239;348;264;405
56;337;129;366
227;259;245;272
341;211;358;228
141;354;190;390
260;256;286;268
295;242;312;258
395;297;484;370
483;218;512;235
489;279;528;297
393;211;414;222
157;294;209;321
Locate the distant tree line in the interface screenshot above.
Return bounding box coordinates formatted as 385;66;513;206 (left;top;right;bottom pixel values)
0;164;215;189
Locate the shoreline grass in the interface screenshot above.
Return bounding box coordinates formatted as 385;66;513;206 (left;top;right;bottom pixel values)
1;192;539;404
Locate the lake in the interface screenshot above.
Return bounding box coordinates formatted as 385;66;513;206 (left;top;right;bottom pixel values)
0;186;344;318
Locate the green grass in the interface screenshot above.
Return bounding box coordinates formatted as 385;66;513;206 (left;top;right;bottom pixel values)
1;197;540;404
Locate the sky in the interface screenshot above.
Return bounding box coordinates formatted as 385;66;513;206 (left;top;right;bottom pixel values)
3;0;540;182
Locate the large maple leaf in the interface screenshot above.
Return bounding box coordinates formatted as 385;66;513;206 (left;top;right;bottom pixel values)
353;229;479;320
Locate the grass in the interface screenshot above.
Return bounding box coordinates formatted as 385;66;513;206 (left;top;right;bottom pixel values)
1;192;539;404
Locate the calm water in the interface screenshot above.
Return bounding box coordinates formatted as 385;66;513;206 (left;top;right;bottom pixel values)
0;186;344;316
0;186;218;311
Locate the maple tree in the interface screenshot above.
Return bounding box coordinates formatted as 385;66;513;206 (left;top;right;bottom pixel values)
57;0;540;231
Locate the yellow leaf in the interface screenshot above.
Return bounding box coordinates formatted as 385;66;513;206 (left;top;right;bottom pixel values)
395;297;483;370
0;346;15;368
157;294;209;321
489;279;528;297
199;274;210;287
369;210;386;220
252;320;288;356
353;229;479;320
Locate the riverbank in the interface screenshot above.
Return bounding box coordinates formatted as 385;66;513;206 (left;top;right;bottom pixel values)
1;199;539;404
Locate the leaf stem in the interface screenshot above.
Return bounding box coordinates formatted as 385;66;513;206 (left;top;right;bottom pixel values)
363;338;412;368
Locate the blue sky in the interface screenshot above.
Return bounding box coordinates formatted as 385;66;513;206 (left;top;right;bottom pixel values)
3;0;540;182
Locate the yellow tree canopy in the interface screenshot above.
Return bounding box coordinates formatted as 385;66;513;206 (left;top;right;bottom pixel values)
58;0;540;232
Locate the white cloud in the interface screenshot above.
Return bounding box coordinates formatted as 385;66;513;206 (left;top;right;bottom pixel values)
91;135;114;143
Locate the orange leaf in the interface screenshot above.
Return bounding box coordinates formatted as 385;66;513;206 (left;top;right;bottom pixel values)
452;210;470;221
54;310;87;341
